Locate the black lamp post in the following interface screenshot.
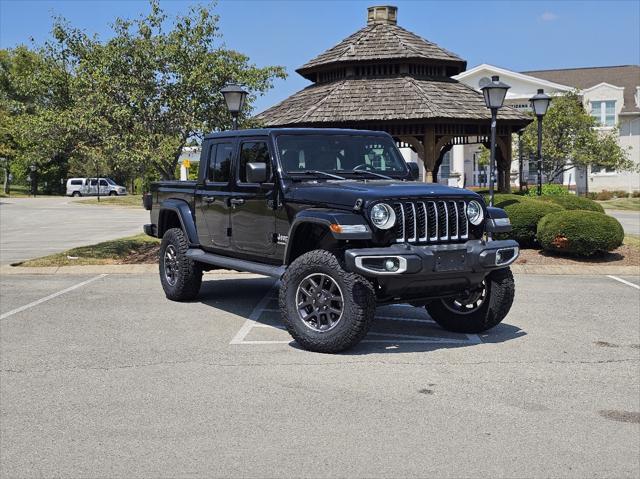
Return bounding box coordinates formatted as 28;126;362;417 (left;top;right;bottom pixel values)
529;88;551;196
30;164;36;197
221;83;248;130
480;75;511;207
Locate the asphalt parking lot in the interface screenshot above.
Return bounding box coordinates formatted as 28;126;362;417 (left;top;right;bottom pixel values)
0;198;147;265
1;271;639;478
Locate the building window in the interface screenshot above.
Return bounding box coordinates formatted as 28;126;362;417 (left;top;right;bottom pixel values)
590;100;616;127
591;164;616;174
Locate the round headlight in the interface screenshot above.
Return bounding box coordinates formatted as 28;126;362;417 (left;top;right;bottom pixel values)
370;203;396;230
466;200;484;226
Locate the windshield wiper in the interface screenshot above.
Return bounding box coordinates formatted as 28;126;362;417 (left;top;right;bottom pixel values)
341;170;393;180
289;170;346;180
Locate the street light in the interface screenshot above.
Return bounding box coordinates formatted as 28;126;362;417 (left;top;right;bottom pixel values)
480;75;511;207
30;164;36;197
529;88;551;196
221;83;248;130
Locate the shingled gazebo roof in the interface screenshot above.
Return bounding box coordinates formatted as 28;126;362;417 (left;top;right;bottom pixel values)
256;5;530;130
257;77;527;126
297;21;466;81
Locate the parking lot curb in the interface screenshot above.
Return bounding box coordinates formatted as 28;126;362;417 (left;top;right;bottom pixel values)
1;263;638;276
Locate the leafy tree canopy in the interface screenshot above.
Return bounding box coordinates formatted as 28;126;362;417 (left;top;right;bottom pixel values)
0;0;286;190
520;91;633;182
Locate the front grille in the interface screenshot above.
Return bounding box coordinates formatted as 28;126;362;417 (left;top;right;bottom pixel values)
392;200;469;244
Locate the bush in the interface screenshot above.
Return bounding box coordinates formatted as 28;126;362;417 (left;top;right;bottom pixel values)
539;195;605;213
632;191;640;198
537;211;624;256
483;193;531;209
525;184;569;197
591;190;630;200
499;199;564;247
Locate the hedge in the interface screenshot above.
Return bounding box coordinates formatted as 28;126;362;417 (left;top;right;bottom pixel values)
498;199;564;247
539;195;605;213
483;193;530;209
537;210;624;256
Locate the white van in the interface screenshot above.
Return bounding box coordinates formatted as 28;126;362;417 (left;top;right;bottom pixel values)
66;178;127;197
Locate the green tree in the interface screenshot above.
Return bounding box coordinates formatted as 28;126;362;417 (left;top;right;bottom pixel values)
61;0;286;180
521;91;633;183
1;0;286;189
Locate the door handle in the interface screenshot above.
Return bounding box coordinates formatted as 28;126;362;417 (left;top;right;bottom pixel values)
203;196;215;204
229;198;245;207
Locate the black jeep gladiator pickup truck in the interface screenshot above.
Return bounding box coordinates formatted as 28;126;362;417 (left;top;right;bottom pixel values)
144;128;519;353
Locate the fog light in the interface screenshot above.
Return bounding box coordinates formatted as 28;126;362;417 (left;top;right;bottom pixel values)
495;247;518;266
384;259;398;271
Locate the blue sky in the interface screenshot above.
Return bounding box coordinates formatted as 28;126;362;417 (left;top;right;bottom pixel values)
1;0;639;113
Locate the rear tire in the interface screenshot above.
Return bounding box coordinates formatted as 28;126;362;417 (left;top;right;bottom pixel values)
279;250;376;353
425;267;515;333
72;191;81;197
159;228;202;301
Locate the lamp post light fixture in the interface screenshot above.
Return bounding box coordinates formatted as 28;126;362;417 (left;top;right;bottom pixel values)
221;83;248;130
529;88;551;196
480;75;511;207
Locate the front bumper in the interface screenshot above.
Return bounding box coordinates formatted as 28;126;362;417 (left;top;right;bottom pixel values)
344;239;519;302
345;239;519;277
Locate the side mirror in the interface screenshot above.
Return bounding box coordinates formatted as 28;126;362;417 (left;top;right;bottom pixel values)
246;162;268;183
407;162;419;180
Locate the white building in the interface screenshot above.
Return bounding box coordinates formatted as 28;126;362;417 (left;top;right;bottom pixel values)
452;64;640;193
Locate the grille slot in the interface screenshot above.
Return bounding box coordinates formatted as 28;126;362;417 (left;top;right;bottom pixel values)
393;200;470;244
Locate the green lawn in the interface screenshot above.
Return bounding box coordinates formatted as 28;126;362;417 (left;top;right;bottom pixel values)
15;234;160;267
74;194;143;208
597;198;640;211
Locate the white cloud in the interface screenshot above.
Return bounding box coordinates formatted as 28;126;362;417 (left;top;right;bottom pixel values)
540;11;558;22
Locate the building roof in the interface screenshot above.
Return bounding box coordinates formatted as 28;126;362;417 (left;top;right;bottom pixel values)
297;22;465;80
255;77;529;126
523;65;640;113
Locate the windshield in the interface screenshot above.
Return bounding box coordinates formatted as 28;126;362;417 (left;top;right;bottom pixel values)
276;134;408;178
106;178;117;185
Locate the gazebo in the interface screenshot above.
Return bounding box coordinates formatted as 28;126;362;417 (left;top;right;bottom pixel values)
255;5;531;191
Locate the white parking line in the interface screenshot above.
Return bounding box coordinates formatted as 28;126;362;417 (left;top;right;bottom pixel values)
0;274;108;320
229;283;278;344
607;275;640;290
230;284;482;346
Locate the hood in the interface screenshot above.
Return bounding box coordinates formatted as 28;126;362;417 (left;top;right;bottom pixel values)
287;180;481;208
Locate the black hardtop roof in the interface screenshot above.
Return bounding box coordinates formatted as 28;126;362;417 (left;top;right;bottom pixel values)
203;128;394;140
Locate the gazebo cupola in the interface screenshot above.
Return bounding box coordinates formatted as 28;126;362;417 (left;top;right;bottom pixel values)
296;5;467;85
256;5;531;189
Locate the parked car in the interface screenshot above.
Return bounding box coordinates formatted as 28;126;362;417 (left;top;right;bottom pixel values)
143;128;518;353
66;178;127;197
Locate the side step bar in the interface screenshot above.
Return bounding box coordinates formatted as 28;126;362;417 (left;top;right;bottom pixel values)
186;249;285;279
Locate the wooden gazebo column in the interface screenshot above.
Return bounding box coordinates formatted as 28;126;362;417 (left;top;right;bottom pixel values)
423;126;436;183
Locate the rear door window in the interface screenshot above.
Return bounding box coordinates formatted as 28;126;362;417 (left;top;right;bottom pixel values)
208;142;233;183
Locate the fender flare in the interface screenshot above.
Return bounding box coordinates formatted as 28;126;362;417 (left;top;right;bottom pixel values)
158;198;199;245
284;208;371;264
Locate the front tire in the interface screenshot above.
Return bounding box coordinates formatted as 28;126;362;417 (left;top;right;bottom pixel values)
159;228;202;301
279;250;376;353
425;267;515;333
109;191;117;196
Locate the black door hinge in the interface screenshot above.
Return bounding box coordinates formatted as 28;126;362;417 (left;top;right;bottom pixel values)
226;227;232;237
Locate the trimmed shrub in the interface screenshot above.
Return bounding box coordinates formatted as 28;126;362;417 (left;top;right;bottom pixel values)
526;184;569;197
498;199;564;247
484;193;531;209
537;210;624;256
539;194;605;213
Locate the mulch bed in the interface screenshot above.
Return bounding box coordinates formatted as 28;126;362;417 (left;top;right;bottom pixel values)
117;244;160;264
515;245;640;267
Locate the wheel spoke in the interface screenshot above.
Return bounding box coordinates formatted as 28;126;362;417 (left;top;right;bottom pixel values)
295;273;344;332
